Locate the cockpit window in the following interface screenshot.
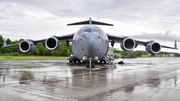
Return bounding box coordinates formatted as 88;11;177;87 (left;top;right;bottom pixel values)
85;28;91;32
84;28;97;33
78;27;102;35
91;28;97;32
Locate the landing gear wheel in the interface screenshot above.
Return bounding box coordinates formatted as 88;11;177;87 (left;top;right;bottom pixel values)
91;62;95;68
100;60;102;64
86;62;90;68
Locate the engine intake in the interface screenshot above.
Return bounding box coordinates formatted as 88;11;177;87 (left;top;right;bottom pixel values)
45;37;60;51
19;41;35;53
145;42;161;54
121;38;136;51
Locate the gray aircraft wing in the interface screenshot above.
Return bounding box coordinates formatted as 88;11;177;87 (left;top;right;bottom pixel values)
3;33;75;48
107;33;178;50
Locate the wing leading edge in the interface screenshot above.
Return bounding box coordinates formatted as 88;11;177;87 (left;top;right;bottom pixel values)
107;33;178;50
3;33;75;48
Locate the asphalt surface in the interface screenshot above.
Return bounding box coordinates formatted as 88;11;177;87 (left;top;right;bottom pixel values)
0;57;180;101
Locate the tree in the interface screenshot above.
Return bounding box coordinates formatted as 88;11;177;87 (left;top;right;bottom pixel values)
36;44;46;56
120;51;126;56
0;35;3;48
45;49;51;56
31;47;40;55
19;39;24;42
6;38;12;45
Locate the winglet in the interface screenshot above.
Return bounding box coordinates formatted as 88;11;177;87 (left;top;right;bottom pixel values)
3;38;6;47
174;40;178;49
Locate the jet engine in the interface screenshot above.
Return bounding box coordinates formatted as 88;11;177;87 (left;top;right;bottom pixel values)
121;38;136;51
19;41;35;53
45;37;60;51
145;42;161;54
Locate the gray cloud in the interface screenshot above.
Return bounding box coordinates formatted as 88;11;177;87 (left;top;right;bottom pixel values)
0;0;179;23
0;0;180;41
2;0;180;20
131;31;180;42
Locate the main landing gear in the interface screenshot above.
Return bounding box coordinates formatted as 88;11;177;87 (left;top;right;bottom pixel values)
69;59;81;63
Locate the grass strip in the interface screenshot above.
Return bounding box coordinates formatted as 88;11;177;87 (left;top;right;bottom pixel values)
0;56;67;60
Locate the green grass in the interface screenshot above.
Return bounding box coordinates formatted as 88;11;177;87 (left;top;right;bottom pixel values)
0;56;67;60
137;56;153;58
137;56;173;58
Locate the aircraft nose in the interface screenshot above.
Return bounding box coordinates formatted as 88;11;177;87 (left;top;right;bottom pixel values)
82;33;99;57
88;39;97;55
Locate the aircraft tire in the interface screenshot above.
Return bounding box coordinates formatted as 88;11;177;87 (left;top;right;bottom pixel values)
91;62;95;68
86;62;89;68
100;60;102;64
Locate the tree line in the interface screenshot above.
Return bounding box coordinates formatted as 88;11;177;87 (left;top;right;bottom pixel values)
0;35;72;56
114;47;180;57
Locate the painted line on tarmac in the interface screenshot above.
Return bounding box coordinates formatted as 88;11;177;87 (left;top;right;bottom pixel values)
0;73;107;91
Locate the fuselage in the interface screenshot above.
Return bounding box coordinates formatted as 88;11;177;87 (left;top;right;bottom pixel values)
72;25;109;61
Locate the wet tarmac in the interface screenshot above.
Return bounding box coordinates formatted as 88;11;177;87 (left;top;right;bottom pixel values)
0;57;180;101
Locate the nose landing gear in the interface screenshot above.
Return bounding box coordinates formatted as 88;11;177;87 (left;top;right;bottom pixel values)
86;61;95;68
86;57;96;68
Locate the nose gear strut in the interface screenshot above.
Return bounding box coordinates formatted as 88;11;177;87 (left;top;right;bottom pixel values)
86;56;98;68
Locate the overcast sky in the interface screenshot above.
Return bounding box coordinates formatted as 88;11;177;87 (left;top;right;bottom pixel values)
0;0;179;52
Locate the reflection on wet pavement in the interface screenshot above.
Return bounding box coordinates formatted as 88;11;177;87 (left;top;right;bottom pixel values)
0;58;180;101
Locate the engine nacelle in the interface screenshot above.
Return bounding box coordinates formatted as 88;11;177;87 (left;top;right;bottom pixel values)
145;42;161;54
121;38;136;51
45;37;60;51
19;41;35;53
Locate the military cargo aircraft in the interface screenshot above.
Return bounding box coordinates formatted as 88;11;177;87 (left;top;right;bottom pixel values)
3;18;178;68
